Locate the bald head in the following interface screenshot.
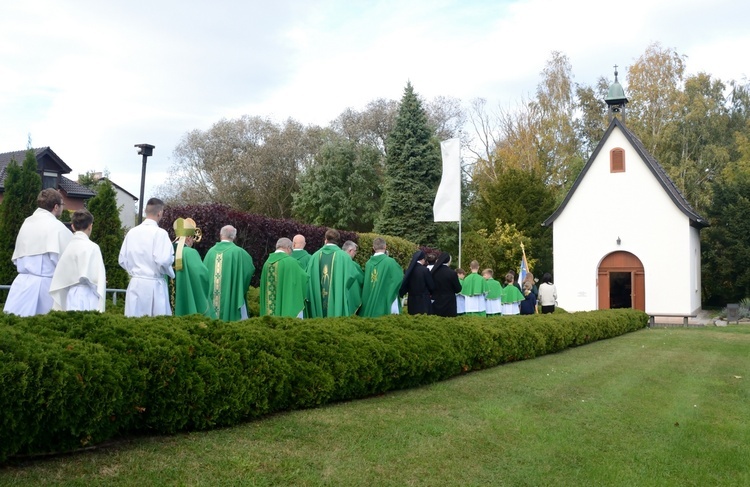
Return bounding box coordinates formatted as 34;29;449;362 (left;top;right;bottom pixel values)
293;234;306;249
220;225;237;241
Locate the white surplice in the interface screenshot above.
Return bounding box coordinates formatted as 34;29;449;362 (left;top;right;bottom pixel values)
3;208;72;316
118;219;175;317
463;294;486;313
49;231;106;312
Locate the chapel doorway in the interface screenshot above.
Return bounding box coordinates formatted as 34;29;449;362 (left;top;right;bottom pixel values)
597;251;645;311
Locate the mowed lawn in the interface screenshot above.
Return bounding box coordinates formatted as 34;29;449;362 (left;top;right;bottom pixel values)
2;326;749;486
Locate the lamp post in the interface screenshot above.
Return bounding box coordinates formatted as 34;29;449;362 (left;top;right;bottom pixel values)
134;144;155;224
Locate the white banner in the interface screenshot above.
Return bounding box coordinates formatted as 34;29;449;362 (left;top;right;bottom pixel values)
433;138;461;222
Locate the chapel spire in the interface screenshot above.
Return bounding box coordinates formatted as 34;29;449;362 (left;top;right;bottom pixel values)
604;65;628;122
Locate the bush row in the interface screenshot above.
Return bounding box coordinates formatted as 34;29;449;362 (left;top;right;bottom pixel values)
0;309;648;462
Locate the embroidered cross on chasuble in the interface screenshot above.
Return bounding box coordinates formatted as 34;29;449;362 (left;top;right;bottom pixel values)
212;252;224;317
319;251;335;316
265;260;278;316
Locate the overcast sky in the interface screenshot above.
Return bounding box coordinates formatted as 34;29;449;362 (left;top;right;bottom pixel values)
1;0;748;200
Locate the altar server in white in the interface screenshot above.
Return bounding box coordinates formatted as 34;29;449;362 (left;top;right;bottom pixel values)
118;198;175;317
50;209;106;312
3;189;72;316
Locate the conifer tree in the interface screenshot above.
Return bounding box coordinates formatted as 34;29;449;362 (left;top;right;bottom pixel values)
87;179;129;289
375;82;442;246
0;149;42;284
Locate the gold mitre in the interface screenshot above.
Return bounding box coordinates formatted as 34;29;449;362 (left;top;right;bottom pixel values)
174;218;199;238
173;218;202;271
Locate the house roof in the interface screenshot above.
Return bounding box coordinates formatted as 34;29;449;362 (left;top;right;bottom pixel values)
59;176;96;198
543;117;709;229
99;176;139;201
0;147;72;174
0;147;95;198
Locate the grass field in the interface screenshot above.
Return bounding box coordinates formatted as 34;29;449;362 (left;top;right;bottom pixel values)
1;325;748;486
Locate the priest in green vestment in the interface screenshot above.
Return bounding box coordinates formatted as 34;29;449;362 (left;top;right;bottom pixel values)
172;218;210;316
343;240;364;315
291;234;311;269
203;225;255;321
260;237;308;317
305;229;358;318
359;237;404;317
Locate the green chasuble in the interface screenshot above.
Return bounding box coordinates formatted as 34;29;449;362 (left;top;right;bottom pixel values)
204;241;255;321
500;283;525;304
174;245;210;316
292;248;311;270
359;254;404;318
348;258;364;315
306;244;357;318
260;251;308;317
485;278;503;300
461;273;488;296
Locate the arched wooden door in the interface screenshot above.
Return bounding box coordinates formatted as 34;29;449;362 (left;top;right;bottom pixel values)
597;251;645;311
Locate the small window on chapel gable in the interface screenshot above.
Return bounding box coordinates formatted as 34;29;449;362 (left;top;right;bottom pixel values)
610;148;625;173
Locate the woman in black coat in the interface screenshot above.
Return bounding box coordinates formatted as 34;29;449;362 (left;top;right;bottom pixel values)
400;250;434;315
431;252;462;317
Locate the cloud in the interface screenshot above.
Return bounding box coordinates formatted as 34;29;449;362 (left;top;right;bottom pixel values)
1;0;748;200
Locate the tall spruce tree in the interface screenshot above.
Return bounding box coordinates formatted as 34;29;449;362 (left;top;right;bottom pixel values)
0;149;42;284
375;82;442;246
87;179;129;289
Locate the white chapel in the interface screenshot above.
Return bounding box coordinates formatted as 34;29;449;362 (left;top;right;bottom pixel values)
543;70;708;316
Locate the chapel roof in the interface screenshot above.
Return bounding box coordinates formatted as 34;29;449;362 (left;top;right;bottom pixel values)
543;117;709;229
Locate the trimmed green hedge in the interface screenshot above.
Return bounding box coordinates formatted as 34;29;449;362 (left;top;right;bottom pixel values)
355;233;418;269
0;309;648;462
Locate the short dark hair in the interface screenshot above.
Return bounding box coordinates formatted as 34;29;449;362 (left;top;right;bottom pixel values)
71;209;94;231
145;198;165;216
325;228;340;245
37;188;63;212
541;272;553;284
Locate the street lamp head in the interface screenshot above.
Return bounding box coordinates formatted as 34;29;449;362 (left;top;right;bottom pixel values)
135;143;155;225
135;143;155;157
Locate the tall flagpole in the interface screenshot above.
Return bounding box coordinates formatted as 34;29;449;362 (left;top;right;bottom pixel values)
458;207;462;269
458;164;462;269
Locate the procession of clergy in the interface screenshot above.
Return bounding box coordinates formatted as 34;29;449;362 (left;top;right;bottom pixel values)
3;189;541;319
